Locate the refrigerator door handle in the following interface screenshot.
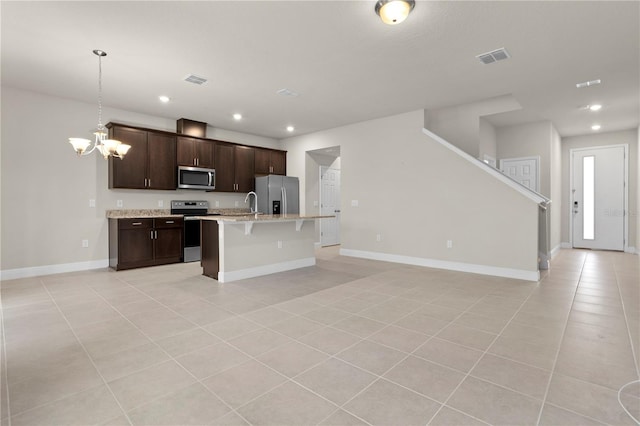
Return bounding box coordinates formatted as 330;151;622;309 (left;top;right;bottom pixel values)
281;187;286;214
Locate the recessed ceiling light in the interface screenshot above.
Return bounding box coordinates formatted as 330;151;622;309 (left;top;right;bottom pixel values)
233;113;242;120
576;79;601;89
589;104;602;111
277;88;300;97
591;124;601;131
286;126;295;132
158;95;170;103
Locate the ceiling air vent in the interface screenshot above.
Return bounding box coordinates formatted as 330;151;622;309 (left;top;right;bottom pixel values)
184;74;208;85
476;48;510;65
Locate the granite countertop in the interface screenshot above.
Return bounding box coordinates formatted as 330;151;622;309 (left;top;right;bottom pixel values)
106;208;253;219
196;214;334;222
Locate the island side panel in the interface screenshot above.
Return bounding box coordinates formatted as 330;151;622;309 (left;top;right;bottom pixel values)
201;219;219;279
218;220;316;282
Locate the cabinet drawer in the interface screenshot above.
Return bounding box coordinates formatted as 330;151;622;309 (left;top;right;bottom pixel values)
118;218;153;230
155;217;184;228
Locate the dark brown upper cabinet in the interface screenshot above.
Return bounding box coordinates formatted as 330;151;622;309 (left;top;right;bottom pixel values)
176;136;214;168
108;123;177;190
255;148;286;175
214;143;255;192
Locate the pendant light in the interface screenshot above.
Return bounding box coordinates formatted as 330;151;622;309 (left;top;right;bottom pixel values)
375;0;415;25
68;50;131;159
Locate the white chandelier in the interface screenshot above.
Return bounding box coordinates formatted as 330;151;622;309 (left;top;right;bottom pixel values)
68;50;131;159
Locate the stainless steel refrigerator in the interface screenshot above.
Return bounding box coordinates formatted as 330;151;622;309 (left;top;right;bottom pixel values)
255;175;299;214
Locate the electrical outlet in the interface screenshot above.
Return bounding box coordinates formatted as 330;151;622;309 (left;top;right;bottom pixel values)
277;240;283;249
116;200;123;208
351;200;359;207
447;240;453;249
158;200;164;208
235;201;239;207
89;199;96;208
376;234;382;242
313;200;319;207
215;201;220;207
82;239;89;248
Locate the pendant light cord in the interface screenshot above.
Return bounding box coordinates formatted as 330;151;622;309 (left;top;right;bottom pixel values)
97;53;103;130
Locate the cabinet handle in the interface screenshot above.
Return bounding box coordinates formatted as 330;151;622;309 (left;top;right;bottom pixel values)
132;222;142;226
166;220;174;224
148;179;151;188
155;230;158;239
150;230;154;239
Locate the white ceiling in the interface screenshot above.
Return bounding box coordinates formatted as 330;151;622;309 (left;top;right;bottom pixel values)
2;1;638;140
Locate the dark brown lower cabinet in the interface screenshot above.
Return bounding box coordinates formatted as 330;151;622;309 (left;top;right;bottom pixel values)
201;220;219;279
109;217;183;270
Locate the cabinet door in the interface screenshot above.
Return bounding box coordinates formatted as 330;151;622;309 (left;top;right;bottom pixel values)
119;227;154;265
271;151;286;175
214;143;235;192
147;132;177;190
154;227;183;261
109;126;148;189
254;148;271;175
235;146;255;192
177;137;196;166
194;140;215;169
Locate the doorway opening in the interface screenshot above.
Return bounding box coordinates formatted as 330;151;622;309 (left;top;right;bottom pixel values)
570;145;628;251
305;147;341;247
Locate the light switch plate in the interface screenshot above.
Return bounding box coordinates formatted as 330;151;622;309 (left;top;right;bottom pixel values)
116;200;123;208
158;200;164;207
351;200;359;207
89;199;96;208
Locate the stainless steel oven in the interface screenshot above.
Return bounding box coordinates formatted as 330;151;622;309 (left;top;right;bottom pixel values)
170;200;219;262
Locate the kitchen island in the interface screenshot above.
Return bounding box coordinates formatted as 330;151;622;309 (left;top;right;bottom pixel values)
199;214;332;283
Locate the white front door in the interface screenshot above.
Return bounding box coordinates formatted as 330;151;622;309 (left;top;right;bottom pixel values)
500;157;539;192
320;166;341;246
572;145;626;250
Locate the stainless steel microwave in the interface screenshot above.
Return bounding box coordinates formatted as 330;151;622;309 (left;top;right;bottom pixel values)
177;166;215;190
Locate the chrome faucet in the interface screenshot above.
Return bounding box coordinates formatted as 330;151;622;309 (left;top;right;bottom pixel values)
244;191;258;213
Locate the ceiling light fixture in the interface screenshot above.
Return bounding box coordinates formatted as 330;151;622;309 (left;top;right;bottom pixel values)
375;0;415;25
233;113;242;120
591;124;601;131
159;95;170;103
589;104;602;111
286;126;295;132
69;50;131;159
576;79;601;89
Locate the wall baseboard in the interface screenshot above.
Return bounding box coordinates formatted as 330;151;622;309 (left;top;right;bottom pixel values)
560;242;572;249
218;257;316;283
340;249;540;282
624;246;637;254
1;259;110;281
550;244;564;258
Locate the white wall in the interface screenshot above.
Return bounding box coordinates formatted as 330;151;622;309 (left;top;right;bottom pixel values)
561;129;639;249
479;118;497;163
496;121;552;196
0;87;281;276
424;95;521;158
284;110;540;279
550;125;562;251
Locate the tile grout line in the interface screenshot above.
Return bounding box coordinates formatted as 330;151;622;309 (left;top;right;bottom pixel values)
0;283;12;425
612;258;640;381
425;274;553;425
82;274;258;426
326;281;524;425
533;251;587;426
9;280;136;425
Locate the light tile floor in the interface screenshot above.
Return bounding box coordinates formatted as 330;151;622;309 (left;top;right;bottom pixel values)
1;247;638;425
